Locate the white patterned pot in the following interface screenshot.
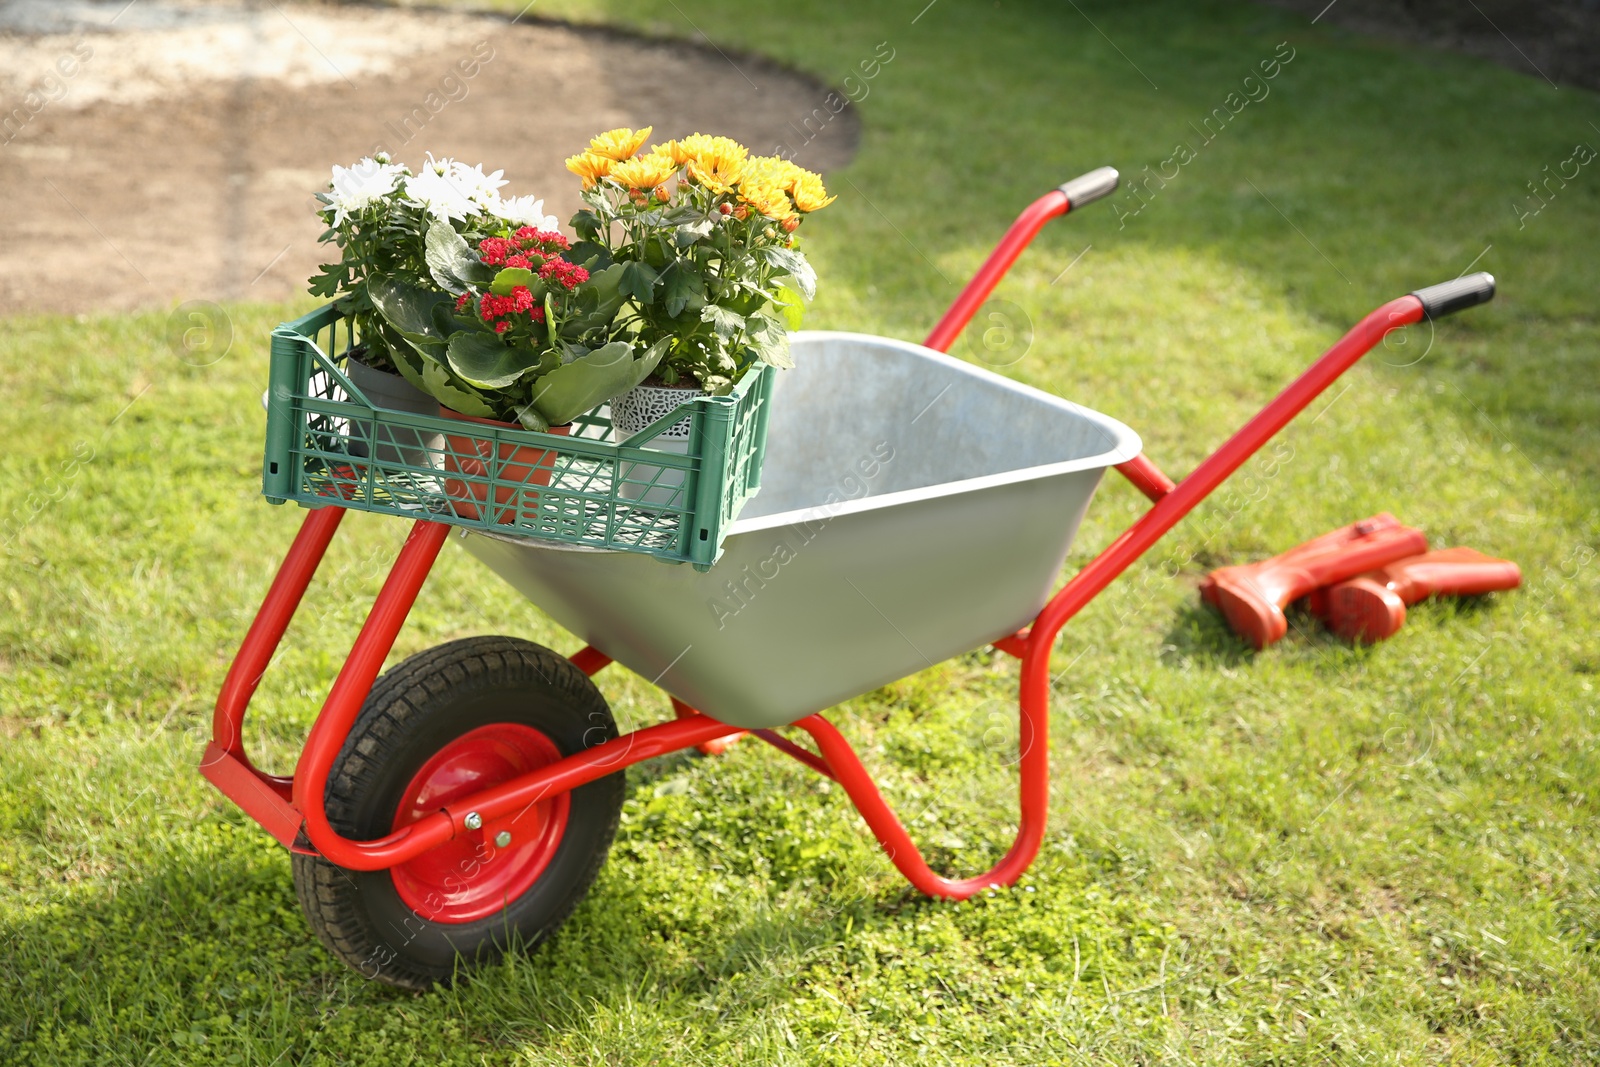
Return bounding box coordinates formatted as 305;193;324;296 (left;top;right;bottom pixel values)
609;381;704;506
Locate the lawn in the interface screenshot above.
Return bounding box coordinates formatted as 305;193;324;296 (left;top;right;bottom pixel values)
2;0;1597;1063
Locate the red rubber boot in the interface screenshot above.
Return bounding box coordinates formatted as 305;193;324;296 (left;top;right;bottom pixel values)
1199;514;1428;649
1306;548;1522;644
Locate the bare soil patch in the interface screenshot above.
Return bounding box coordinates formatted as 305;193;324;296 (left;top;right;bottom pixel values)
0;0;858;315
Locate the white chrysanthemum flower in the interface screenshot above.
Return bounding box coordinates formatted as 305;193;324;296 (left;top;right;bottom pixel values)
448;159;509;208
403;159;480;223
320;157;408;226
494;194;561;230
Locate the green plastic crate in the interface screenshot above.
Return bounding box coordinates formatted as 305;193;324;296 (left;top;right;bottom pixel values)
262;304;773;569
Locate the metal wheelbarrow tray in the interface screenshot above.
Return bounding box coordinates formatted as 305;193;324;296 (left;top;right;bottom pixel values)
198;165;1498;989
466;329;1140;730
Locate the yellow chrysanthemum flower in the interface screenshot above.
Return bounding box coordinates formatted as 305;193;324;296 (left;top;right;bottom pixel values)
739;179;796;220
678;134;748;165
609;153;679;191
649;139;694;165
743;155;808;194
791;172;836;213
587;126;653;161
565;151;615;189
685;138;749;194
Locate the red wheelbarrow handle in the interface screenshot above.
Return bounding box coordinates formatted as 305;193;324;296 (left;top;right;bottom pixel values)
922;166;1119;354
1028;275;1496;649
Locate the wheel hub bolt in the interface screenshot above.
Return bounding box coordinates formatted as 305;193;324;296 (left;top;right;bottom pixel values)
463;812;483;831
494;831;512;848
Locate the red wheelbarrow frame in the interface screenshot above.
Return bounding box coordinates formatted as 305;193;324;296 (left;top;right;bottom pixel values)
202;169;1492;899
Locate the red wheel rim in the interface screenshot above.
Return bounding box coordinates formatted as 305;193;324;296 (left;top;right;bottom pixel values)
388;723;569;924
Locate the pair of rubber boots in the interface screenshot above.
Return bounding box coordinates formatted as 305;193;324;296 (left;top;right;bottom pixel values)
1199;513;1520;648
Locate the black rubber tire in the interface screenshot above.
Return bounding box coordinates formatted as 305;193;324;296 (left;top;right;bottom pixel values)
291;636;623;991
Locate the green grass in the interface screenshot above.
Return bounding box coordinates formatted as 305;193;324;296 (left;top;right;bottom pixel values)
2;0;1598;1062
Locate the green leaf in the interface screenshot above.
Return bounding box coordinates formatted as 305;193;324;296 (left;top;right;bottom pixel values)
724;290;768;316
758;246;817;301
377;320;508;421
746;310;794;370
570;209;602;242
569;241;612;271
490;267;537;296
617;261;660;304
775;285;806;331
445;332;544;390
421;359;497;418
701;304;746;340
307;269;341;298
675;222;716;250
528;339;669;426
658;261;707;318
429;299;488;338
369;277;454;346
424;218;493;294
560;262;629;336
511;404;550;433
659;206;705;226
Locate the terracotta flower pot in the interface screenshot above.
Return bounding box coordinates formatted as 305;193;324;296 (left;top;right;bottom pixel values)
438;408;571;523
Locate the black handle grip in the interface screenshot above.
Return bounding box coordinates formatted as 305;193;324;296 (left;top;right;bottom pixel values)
1411;272;1495;319
1058;167;1119;209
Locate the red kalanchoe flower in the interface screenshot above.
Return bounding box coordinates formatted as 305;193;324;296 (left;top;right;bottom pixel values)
515;227;570;252
474;286;549;330
479;292;517;320
454;292;472;313
481;230;571;273
538;258;589;291
478;237;517;267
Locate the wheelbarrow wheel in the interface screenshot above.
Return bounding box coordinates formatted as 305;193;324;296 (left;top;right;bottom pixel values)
291;636;623;991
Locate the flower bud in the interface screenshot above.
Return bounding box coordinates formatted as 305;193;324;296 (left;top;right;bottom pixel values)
718;202;733;215
781;216;800;233
654;185;670;203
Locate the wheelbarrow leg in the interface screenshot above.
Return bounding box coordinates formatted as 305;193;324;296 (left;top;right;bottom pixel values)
787;636;1054;900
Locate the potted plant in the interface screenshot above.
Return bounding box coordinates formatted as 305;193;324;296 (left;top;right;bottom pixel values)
328;157;664;519
562;128;835;501
383;222;664;520
309;153;554;468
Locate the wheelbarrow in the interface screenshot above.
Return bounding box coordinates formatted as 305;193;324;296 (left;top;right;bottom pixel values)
201;166;1497;989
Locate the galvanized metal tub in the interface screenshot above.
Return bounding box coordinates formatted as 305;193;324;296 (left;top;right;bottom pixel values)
464;331;1141;730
